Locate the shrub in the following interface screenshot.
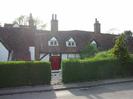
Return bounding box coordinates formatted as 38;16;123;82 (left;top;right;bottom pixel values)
62;57;133;83
0;61;51;88
112;33;130;63
80;43;98;59
82;50;114;62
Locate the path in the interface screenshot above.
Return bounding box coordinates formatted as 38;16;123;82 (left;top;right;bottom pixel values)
51;70;62;85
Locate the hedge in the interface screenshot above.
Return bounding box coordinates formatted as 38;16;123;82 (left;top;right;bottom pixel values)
0;61;51;88
62;59;133;83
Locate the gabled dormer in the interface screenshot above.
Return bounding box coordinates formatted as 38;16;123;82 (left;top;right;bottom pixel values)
90;40;97;48
48;37;59;46
66;38;76;47
13;22;19;28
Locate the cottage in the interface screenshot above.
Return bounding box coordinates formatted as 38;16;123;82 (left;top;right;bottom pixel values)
0;14;132;70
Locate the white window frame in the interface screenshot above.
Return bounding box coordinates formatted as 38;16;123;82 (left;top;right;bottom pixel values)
90;40;97;47
66;38;76;47
48;37;59;46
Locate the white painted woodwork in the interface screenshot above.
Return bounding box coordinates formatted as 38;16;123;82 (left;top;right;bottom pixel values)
0;42;8;61
29;46;35;60
40;54;49;61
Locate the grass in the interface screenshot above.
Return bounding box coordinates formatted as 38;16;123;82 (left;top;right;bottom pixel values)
79;50;115;62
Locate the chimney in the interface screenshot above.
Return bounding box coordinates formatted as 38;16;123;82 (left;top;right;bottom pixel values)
28;13;36;29
94;18;101;33
51;14;58;33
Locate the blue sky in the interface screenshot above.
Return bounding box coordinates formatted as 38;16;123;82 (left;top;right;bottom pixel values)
0;0;133;34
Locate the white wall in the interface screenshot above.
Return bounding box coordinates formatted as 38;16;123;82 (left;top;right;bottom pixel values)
40;54;49;61
62;53;80;60
29;46;35;60
0;42;8;61
75;54;80;58
62;54;68;60
39;53;80;61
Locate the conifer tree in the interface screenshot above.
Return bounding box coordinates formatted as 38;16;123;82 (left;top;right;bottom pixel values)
112;33;130;63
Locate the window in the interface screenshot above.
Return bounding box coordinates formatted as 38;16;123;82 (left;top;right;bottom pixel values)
71;42;74;46
48;37;59;46
54;41;57;45
90;40;97;48
13;23;19;28
66;38;76;47
50;41;53;45
68;42;71;46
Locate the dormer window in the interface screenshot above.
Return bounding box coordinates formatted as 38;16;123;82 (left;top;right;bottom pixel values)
13;23;19;28
90;40;97;48
50;41;53;45
66;38;76;47
48;37;59;46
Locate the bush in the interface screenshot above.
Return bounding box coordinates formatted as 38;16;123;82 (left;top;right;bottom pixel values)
112;33;130;63
0;61;51;88
62;57;133;83
86;50;114;61
80;43;98;59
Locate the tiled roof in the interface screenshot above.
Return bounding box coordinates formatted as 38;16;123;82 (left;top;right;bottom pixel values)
0;27;35;52
36;30;117;53
0;27;132;55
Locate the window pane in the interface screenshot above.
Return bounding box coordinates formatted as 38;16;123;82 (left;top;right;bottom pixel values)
54;41;57;45
72;42;74;46
68;42;71;46
50;41;53;45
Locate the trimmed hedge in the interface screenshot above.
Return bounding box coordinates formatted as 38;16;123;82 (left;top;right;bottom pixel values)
0;61;51;88
62;59;133;83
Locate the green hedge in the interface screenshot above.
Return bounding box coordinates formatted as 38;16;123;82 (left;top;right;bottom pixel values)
0;61;51;88
62;59;133;83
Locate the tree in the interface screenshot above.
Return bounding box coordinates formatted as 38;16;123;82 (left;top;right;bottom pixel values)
32;17;46;30
124;30;132;37
80;43;98;59
112;33;130;63
124;30;132;40
13;15;27;25
13;14;46;29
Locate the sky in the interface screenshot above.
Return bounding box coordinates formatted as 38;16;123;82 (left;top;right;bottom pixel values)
0;0;133;34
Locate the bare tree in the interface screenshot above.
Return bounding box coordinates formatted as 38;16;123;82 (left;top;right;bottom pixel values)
13;15;27;25
13;14;46;29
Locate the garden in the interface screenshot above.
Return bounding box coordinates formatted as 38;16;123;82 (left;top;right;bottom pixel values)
62;32;133;83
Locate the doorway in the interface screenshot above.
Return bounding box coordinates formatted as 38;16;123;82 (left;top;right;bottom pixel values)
50;55;61;70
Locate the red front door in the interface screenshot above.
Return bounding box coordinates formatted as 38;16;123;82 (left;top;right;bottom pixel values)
50;56;61;70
